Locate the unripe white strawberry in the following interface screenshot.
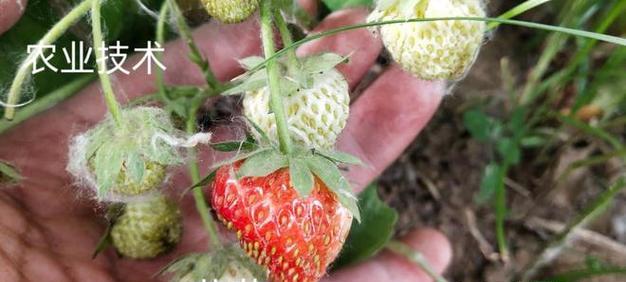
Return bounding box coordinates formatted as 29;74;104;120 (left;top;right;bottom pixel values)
243;68;350;149
369;0;486;80
201;0;259;24
111;194;182;259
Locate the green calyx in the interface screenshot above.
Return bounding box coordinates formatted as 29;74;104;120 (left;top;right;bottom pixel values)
110;194;183;259
223;53;350;97
161;245;268;282
208;136;363;222
71;107;185;198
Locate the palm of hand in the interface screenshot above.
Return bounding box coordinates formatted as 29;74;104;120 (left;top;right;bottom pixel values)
0;5;449;282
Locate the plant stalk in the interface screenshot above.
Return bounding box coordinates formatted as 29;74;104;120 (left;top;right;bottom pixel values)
3;0;94;120
155;1;170;102
167;0;222;91
92;0;123;126
260;0;293;155
273;9;300;76
186;101;221;248
0;75;94;134
246;16;626;75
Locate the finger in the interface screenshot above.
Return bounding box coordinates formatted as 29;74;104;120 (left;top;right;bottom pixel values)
0;0;27;36
297;8;382;88
339;66;445;192
324;228;452;282
297;0;318;17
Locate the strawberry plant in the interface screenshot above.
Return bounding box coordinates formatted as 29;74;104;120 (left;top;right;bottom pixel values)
1;0;625;281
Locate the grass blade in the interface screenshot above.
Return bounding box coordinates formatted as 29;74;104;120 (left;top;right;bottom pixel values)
488;0;553;30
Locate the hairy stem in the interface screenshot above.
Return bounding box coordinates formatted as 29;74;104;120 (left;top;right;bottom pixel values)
0;75;94;134
3;0;94;120
92;0;123;126
186;101;222;248
273;9;299;76
155;1;170;102
260;0;293;155
167;0;222;91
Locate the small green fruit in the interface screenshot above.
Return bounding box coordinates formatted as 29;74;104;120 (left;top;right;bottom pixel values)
88;159;166;196
113;160;166;195
111;194;182;259
201;0;259;24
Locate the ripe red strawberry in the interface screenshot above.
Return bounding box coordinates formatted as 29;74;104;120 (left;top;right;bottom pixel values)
211;162;353;282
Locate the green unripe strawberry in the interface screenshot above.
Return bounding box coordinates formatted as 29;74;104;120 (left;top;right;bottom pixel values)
111;194;182;259
68;107;185;201
112;160;166;195
369;0;486;80
88;158;166;196
201;0;259;24
243;68;350;149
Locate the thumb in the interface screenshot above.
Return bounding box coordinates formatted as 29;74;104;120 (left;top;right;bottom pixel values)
0;0;27;36
324;228;452;282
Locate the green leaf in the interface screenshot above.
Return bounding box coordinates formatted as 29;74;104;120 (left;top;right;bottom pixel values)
222;70;267;95
289;157;314;196
302;53;350;74
160;245;267;281
475;163;502;204
322;0;374;11
315;149;363;165
91;223;112;259
0;161;22;184
463;109;493;141
124;152;145;184
239;56;265;70
245;117;272;145
497;138;521;164
93;143;124;196
507;107;527;136
238;149;288;178
520;135;546;147
306;155;361;221
273;0;318;29
211;137;257;152
333;184;398;269
182;170;217;198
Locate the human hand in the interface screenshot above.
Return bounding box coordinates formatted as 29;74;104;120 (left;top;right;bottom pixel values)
0;2;450;281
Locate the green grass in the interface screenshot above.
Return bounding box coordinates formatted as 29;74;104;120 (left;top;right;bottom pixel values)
463;0;626;275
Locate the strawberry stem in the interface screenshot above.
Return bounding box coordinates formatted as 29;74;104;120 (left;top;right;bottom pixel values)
186;101;222;249
273;9;300;77
91;0;123;126
168;0;224;92
260;0;294;155
3;0;94;121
